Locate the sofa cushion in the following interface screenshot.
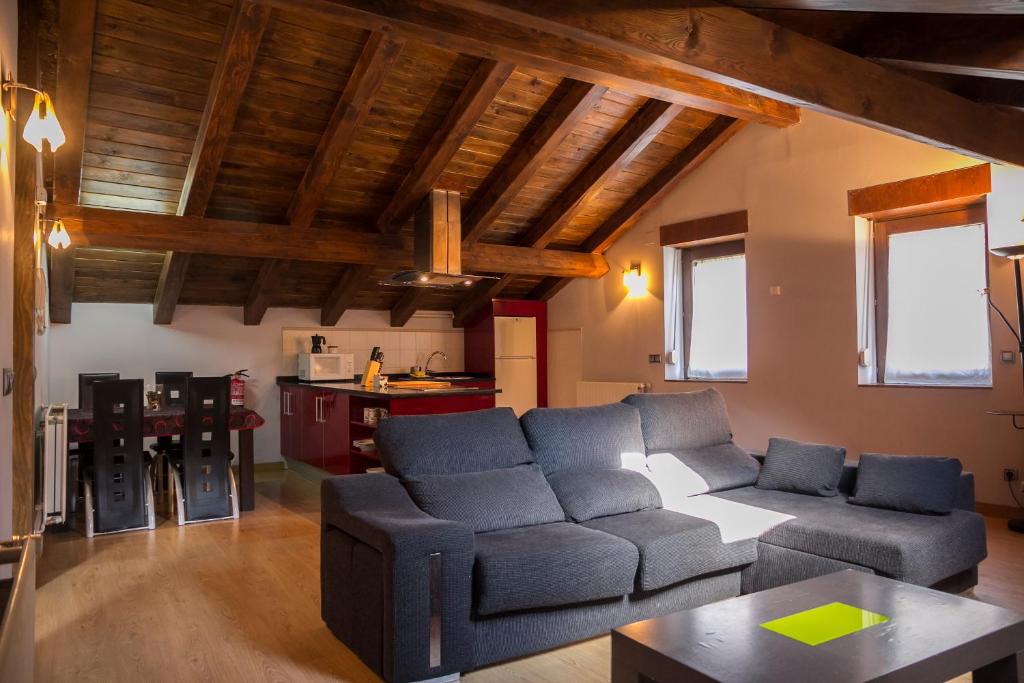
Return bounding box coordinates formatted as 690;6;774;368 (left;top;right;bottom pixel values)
375;407;533;477
403;463;565;533
654;443;760;493
756;437;846;497
520;403;646;475
473;522;639;615
849;453;963;515
712;487;987;586
582;509;758;591
623;389;733;451
547;469;661;523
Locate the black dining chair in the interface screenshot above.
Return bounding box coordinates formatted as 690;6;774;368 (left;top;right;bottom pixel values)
167;376;239;525
78;372;120;411
71;372;121;522
82;379;156;537
155;371;192;407
151;372;193;511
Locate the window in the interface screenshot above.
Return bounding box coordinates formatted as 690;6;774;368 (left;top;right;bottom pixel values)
665;241;748;380
870;207;991;386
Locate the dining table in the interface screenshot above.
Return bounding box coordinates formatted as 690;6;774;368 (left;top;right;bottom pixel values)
66;405;265;511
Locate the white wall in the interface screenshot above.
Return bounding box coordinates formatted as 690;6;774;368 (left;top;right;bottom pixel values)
0;0;16;547
549;110;1024;507
46;304;464;464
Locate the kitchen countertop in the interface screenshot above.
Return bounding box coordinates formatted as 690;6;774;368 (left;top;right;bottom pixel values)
277;375;499;399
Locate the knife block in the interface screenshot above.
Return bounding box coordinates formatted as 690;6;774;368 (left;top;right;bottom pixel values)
362;359;382;388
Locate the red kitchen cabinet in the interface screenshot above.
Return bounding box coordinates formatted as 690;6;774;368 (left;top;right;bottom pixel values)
279;385;302;461
321;392;350;474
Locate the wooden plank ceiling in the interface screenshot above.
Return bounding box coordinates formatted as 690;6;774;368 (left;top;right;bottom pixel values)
42;0;1024;325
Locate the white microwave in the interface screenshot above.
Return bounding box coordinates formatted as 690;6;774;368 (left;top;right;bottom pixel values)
298;353;354;381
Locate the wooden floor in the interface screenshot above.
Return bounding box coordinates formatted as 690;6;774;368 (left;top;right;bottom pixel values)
35;470;1024;682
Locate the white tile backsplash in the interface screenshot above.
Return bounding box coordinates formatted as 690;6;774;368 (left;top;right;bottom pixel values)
283;325;465;376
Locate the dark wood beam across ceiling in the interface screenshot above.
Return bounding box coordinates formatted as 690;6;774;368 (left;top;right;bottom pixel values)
377;58;515;234
461;79;608;245
487;0;1024;166
286;32;405;228
254;0;801;127
250;31;403;326
531;115;748;299
322;265;374;327
52;204;611;280
243;259;286;325
157;0;271;325
49;0;97;324
722;1;1024;12
468;97;686;319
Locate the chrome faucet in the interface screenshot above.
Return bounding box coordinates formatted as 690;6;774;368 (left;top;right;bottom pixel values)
425;350;448;374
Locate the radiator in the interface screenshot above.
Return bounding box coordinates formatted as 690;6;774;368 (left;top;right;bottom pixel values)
575;381;651;407
39;403;69;528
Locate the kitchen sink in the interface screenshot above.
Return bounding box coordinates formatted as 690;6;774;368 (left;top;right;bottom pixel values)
427;375;475;380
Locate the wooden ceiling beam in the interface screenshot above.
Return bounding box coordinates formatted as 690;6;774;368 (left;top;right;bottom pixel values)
528;276;574;302
254;0;799;127
48;248;75;325
453;274;514;328
243;259;286;325
162;0;269;325
520;99;683;249
377;59;515;234
750;10;1024;82
461;79;607;245
722;1;1023;12
178;0;270;217
390;289;428;327
322;265;373;326
287;32;404;228
153;252;191;325
582;116;747;255
486;1;1024;166
54;0;97;204
51;0;98;325
52;204;610;279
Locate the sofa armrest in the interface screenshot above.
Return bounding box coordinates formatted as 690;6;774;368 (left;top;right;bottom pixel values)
321;474;475;682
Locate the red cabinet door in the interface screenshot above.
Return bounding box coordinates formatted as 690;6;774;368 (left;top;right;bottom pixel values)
321;392;350;475
298;387;325;470
280;387;295;460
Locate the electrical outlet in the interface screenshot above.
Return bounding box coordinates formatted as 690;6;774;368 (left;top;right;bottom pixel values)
1003;468;1019;483
648;354;661;364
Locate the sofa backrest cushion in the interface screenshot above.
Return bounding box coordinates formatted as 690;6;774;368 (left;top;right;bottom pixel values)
660;443;760;493
547;469;662;522
849;453;963;516
402;463;566;532
756;437;847;497
622;389;733;452
520;403;646;475
375;407;533;477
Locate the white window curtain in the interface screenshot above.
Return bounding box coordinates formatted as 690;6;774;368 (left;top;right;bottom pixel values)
663;247;684;380
884;224;991;386
688;254;748;379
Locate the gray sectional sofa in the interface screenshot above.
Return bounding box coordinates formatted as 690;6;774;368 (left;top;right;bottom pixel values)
320;389;987;682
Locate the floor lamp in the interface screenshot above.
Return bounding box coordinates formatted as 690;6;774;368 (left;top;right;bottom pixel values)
988;243;1024;533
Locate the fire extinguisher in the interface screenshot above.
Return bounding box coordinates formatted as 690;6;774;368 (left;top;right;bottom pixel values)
229;369;249;407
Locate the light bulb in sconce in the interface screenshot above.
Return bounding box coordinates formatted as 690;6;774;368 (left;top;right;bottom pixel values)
46;219;71;250
623;262;648;299
22;91;65;153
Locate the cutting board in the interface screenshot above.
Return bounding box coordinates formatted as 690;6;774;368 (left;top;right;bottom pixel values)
388;380;453;389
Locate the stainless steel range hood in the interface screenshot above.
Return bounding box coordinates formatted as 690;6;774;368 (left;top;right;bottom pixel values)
379;189;493;289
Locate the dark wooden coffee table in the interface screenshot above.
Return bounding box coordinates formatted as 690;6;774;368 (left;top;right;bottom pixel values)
612;570;1024;683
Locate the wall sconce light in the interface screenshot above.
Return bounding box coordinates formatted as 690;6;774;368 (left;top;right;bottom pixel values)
42;218;71;250
623;262;648;299
2;80;65;152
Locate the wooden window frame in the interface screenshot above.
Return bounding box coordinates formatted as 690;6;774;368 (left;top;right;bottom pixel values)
680;239;747;381
871;203;990;386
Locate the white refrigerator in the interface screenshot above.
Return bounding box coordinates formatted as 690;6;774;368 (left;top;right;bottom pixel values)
494;316;538;416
